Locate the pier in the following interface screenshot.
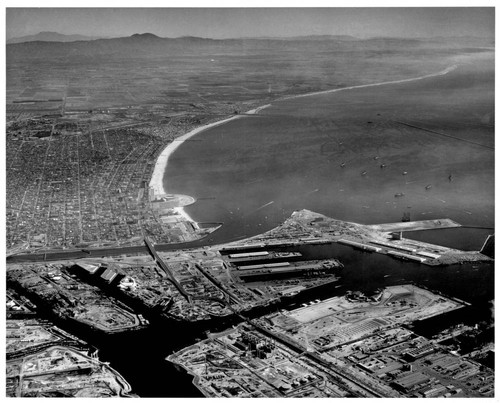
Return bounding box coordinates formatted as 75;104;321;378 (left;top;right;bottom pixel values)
367;218;461;233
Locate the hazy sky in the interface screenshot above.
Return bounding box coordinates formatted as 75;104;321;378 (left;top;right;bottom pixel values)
6;8;495;40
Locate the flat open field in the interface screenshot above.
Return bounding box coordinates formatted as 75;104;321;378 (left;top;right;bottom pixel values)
269;284;464;349
287;284;460;324
7;37;464;115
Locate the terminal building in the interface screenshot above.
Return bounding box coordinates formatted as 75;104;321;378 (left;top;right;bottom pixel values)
387;250;427;263
235;261;335;282
72;262;100;275
338;239;382;252
100;268;118;284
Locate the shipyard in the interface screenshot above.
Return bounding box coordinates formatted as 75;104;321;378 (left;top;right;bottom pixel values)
167;285;493;398
8;219;346;327
6;209;493;396
7;209;492;329
6;289;135;397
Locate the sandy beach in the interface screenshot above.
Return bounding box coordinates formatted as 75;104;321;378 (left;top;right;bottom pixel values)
149;104;271;197
148;65;457;225
279;64;457;101
149;104;271;223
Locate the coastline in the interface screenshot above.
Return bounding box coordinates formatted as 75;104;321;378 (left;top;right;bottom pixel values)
148;64;457;225
278;64;457;101
148;104;271;224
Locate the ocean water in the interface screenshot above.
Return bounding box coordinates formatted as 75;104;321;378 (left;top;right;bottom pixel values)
166;52;494;247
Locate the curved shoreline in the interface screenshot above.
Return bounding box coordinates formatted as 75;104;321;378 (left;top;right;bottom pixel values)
148;105;271;222
149;104;272;198
149;65;457;223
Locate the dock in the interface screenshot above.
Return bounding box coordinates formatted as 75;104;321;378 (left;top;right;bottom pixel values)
367;219;461;233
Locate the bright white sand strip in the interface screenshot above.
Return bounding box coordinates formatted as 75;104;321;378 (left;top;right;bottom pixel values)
279;65;458;101
149;105;272;197
149;105;271;224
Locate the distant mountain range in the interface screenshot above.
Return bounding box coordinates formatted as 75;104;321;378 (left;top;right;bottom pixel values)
6;32;494;61
7;31;494;45
7;31;361;44
7;31;105;44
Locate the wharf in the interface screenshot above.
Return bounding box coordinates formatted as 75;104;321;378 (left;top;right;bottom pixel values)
367;219;461;233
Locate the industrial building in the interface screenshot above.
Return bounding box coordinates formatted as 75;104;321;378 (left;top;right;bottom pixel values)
237;262;290;271
370;240;417;253
228;251;269;259
101;268;118;283
387;250;426;263
236;261;334;281
391;372;431;393
338;239;382;252
416;251;441;259
404;344;435;360
72;262;100;275
219;244;266;253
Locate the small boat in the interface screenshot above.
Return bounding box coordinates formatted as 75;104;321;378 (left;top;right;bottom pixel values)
425;185;432;190
373;156;379;160
361;171;367;176
380;164;386;168
394;192;405;198
402;171;408;175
